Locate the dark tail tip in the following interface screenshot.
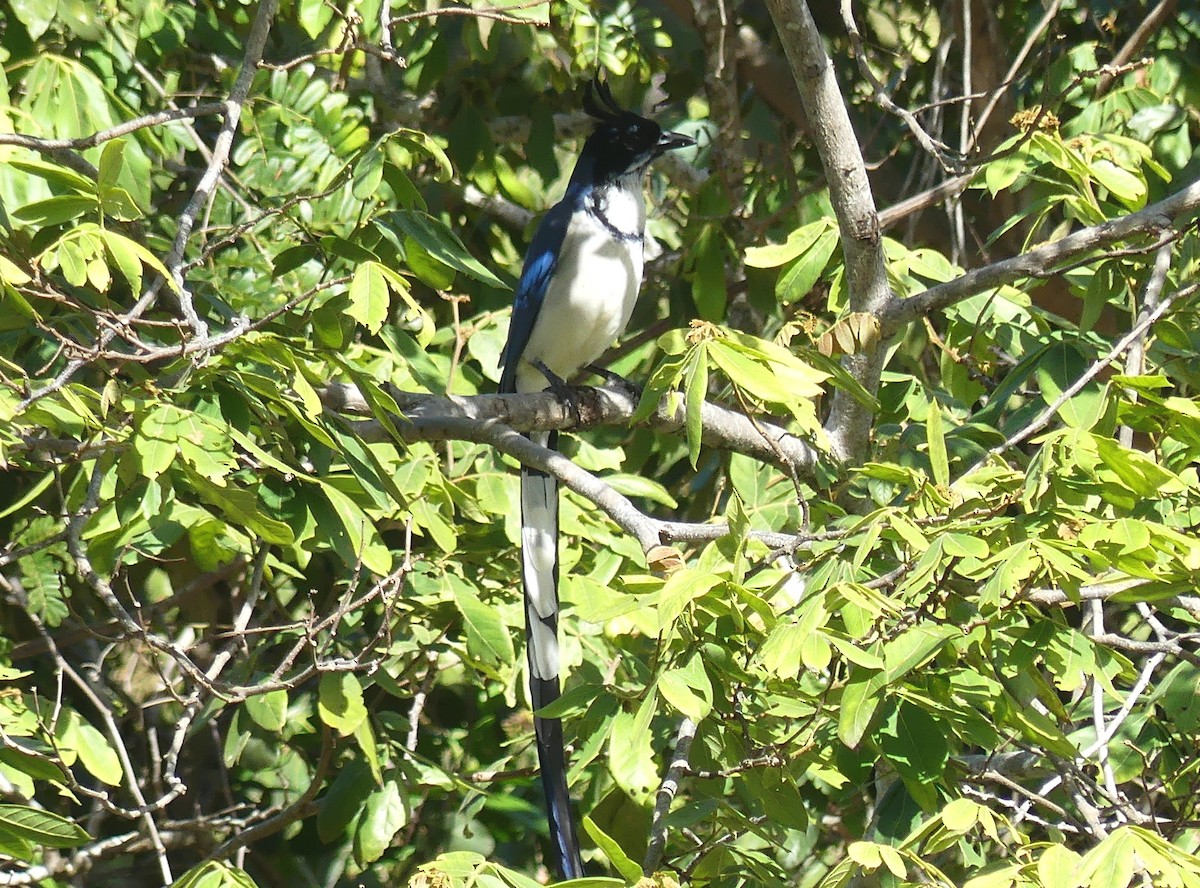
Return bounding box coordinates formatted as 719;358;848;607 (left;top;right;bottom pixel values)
533;689;584;879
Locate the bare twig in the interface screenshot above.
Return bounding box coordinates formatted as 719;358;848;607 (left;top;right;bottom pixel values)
163;0;280;337
17;0;281;409
643;718;698;875
388;0;548;28
884;178;1200;332
1094;0;1178;97
1118;242;1173;447
207;725;335;861
964;283;1193;475
839;0;961;172
0;104;226;151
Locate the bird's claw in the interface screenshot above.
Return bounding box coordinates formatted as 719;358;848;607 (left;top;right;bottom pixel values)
533;360;583;426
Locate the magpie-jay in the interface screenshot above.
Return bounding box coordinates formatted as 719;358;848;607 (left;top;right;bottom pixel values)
498;77;694;879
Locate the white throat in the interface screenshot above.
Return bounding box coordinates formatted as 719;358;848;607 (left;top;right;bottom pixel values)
585;177;646;243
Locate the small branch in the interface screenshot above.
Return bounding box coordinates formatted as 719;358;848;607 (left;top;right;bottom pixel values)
207;726;334;861
963;284;1192;476
17;0;281;409
59;660;173;884
388;0;548;28
643;717;697;875
0;104;227;151
1094;0;1178;98
878;173;974;231
839;0;961;172
883;178;1200;332
407;650;439;752
163;0;280;338
1118;242;1172;447
1024;579;1200;621
968;0;1062;151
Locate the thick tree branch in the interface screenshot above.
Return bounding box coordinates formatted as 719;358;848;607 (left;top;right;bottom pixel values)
322;383;815;555
321;383;818;479
764;0;894;465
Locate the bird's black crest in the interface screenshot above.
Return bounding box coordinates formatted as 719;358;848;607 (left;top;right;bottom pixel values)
582;74;625;122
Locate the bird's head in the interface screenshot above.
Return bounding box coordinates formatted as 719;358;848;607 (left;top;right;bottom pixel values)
577;76;695;184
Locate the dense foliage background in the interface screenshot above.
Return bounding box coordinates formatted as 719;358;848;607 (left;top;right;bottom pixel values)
2;1;1200;886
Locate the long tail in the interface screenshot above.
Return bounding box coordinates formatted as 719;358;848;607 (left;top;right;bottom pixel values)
521;430;584;880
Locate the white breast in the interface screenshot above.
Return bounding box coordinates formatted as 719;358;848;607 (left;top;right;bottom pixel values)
515;183;646;394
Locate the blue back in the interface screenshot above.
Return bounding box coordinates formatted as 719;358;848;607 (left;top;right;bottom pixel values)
499;188;588;391
498;160;600;394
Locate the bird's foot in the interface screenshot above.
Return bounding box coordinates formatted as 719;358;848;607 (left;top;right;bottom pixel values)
532;360;582;425
585;363;640;401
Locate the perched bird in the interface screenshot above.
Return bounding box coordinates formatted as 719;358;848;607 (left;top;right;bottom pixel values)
498;76;694;879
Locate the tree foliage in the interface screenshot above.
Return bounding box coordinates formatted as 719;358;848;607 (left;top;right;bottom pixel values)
1;1;1200;887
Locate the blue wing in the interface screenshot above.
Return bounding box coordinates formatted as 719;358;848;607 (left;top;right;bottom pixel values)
498;197;577;394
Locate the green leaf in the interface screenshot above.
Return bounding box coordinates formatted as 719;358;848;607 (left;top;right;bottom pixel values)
354;782;407;865
983;148;1030;195
348;261;392;334
403;233;457;290
382;211;506;288
1034;341;1105;429
7;158;97;194
745;218;833;268
98;139;126;190
940;798;981;833
755;620;805;679
317;481;391;574
1094;437;1184;496
0;805;90;848
317;759;375;842
244;689;288;733
690;226;727;320
581;815;643;883
608;691;658;801
876;699;948;782
450;581;515;666
318;672;368;737
14;195;97;226
1038;843;1082;888
925;400;949;486
189;471;297;547
1002;692;1077;758
683;346;708;467
172;861;261;888
883;624;958;682
658;653;713;720
1089;158;1145;207
1076;828;1137;888
355;716;383;784
0;746;67;783
392;128;455;182
776;228;839;304
352;139;386;200
743;768;809;830
68;720;122;786
135;404;182;479
654;568;722;632
839;667;885;748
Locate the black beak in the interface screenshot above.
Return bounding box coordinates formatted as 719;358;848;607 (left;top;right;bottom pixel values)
656;130;696;154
